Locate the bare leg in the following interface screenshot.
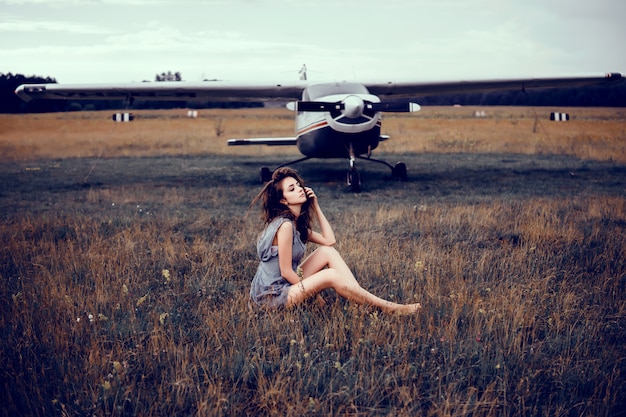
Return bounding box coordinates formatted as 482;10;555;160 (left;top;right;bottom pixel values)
286;246;421;314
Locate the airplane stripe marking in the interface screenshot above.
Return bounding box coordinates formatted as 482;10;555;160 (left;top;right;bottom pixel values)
297;120;328;136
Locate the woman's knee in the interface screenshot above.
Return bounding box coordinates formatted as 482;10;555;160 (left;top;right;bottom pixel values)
315;245;338;257
316;245;343;263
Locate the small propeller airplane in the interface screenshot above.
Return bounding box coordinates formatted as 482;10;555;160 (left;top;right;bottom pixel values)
15;69;622;191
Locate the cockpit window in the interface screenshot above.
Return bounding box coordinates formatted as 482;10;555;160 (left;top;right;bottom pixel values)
303;82;369;100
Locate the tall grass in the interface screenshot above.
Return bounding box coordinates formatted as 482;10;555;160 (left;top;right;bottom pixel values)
0;107;625;162
1;195;624;416
0;109;300;161
1;107;625;416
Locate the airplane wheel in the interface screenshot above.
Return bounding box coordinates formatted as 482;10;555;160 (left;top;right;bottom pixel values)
392;162;407;180
347;170;361;192
260;167;272;183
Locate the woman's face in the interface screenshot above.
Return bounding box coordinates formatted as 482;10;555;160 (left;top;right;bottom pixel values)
279;176;306;207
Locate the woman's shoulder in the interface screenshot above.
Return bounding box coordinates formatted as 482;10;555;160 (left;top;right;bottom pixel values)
263;216;292;236
258;217;291;259
276;219;294;234
268;216;290;226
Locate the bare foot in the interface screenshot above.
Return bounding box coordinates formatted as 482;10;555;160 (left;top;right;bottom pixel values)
394;303;422;315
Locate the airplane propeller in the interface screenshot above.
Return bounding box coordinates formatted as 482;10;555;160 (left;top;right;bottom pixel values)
287;97;420;117
369;101;421;113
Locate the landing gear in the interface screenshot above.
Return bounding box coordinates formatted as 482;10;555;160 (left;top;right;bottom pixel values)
344;142;407;191
346;149;361;192
346;161;361;193
258;151;406;192
260;166;272;183
392;162;407;180
347;169;361;193
345;161;405;192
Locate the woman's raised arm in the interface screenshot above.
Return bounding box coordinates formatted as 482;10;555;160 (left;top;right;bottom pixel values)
305;187;336;246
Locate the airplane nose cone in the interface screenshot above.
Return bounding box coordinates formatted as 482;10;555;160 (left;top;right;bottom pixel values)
342;95;364;118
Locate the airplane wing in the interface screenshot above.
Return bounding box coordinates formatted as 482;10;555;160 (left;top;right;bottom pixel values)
14;80;308;103
364;73;623;99
15;73;622;102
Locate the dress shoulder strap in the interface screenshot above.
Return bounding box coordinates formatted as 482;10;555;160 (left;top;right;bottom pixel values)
257;217;290;261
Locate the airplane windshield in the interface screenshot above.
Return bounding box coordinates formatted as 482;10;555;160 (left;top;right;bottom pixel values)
304;82;369;100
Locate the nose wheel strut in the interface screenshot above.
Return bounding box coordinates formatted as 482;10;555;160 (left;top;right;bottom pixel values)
346;144;407;192
347;152;362;192
258;145;407;193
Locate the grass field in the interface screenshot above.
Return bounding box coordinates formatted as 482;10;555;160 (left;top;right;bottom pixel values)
0;107;625;416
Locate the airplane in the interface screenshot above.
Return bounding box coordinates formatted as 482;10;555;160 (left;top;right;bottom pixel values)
15;70;622;191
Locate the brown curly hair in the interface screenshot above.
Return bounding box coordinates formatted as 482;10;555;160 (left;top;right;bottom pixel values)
251;167;313;242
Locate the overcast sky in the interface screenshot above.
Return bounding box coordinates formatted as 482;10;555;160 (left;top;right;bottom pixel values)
1;0;624;84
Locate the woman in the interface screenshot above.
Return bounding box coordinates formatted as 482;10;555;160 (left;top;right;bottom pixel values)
249;167;421;315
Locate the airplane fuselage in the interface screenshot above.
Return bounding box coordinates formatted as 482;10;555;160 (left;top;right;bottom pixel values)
298;124;380;158
296;123;382;159
294;82;383;158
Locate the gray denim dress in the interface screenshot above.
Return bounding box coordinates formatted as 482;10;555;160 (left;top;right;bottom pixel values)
250;217;306;308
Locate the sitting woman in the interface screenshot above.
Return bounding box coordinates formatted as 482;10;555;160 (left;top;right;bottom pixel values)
249;167;421;315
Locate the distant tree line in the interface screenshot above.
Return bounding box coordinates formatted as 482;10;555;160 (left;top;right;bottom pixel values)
155;71;182;82
1;72;624;114
0;73;60;113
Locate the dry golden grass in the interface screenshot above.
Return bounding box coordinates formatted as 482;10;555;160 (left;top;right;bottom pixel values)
0;108;300;161
0;106;625;162
1;107;625;416
384;107;626;163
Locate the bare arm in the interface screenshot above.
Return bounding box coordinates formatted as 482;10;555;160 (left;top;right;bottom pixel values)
305;187;336;246
276;221;302;285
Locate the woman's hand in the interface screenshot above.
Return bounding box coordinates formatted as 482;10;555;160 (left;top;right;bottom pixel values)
305;187;318;206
